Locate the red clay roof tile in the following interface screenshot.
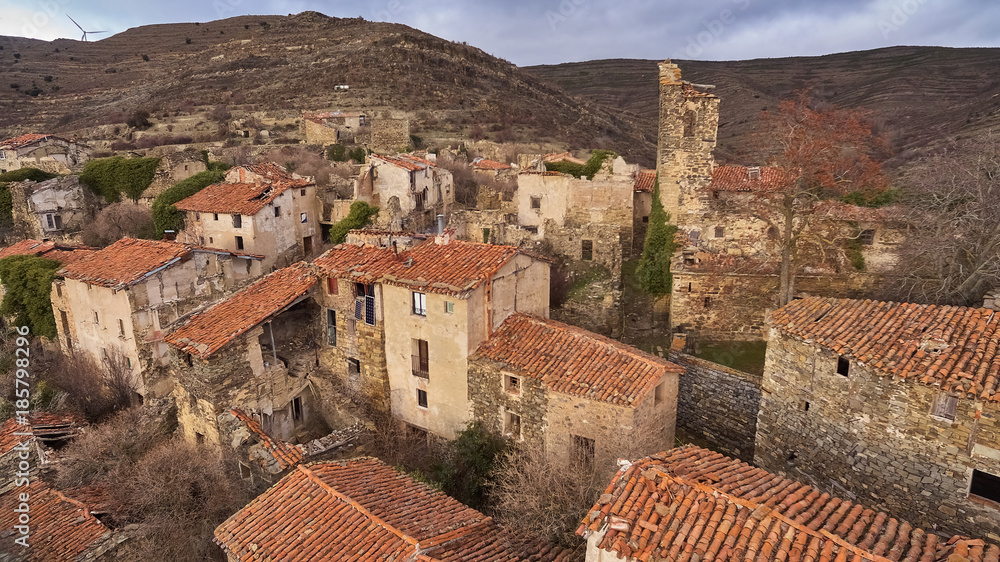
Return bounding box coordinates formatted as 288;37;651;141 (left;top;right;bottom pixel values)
166;262;316;358
580;446;999;562
0;133;52;150
473;158;512;171
771;297;1000;402
0;412;85;456
0;240;95;265
633;169;656;192
174;178;311;216
475;313;683;406
58;237;257;289
230;408;304;470
711;165;786;192
373;153;435;172
229;162;297;183
215;457;574;561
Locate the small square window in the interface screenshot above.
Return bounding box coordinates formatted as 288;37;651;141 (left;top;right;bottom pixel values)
860;229;876;245
412;292;427;316
445;301;454;314
654;381;666;405
800;400;810;412
930;393;958;421
327;277;338;295
348;358;360;375
573;435;595;468
417;389;428;408
530;196;541;209
504;410;521;440
209;237;214;244
300;188;306;196
837;356;850;377
505;374;520;395
715;226;725;238
300;212;307;223
213;213;219;221
970;469;1000;504
642;216;649;223
274;206;281;217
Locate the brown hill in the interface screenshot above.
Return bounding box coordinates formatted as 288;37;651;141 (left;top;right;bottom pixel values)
0;11;655;164
525;48;1000;168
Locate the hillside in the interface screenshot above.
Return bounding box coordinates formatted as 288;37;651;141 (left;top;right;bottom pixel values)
0;12;654;164
526;48;1000;168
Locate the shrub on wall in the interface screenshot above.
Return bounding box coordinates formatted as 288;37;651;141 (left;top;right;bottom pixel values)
0;255;62;338
328;201;378;244
80;156;161;203
151;170;226;237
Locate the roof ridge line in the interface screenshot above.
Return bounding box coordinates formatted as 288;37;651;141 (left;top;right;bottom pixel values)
415;517;494;552
294;464;418;548
653;467;895;562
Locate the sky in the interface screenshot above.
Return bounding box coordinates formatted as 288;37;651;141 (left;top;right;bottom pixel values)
3;0;1000;66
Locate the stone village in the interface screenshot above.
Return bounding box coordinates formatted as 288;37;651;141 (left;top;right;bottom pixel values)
0;61;997;561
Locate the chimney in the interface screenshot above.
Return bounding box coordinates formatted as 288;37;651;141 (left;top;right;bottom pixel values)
164;230;177;241
437;214;444;236
658;59;682;85
239;167;246;182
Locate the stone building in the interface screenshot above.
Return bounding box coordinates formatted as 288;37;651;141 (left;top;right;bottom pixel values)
137;149;206;206
8;176;100;243
579;445;999;561
757;296;1000;540
0;133;89;174
54;238;264;397
214;457;572;561
223;162;299;184
357;154;454;231
470;313;683;463
301;110;368;145
165;263;321;446
312;236;550;440
174;177;322;271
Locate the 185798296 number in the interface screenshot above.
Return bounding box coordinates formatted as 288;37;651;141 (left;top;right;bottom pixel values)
14;326;31;416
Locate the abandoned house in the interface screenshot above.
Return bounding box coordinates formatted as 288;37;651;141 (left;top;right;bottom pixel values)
137;149;207;206
0;133;89;174
356;153;454;230
8;175;100;243
53;237;264;397
214;457;572;561
470;312;683;464
471;157;514;177
301;110;368;145
0;479;125;560
223;162;299;184
758;296;1000;539
313;235;550;440
173;177;322;271
579;445;1000;561
164;262;320;447
0;412;85;491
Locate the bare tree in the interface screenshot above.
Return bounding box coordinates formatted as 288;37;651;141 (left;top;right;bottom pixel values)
82;202;155;247
260;146;335;186
882;133;1000;305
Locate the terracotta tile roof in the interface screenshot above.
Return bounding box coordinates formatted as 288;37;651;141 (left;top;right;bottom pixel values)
475;313;683;406
710;165;786;192
58;238;258;290
373;153;434;172
580;445;999;562
0;239;53;260
0;133;52;150
174;178;311;216
312;244;400;284
60;485;112;515
230;409;303;470
166;262;316;358
0;479;117;561
314;239;525;297
771;297;1000;402
227;162;296;183
215;457;574;561
634;169;656;192
0;240;94;265
0;412;86;456
473;158;512;171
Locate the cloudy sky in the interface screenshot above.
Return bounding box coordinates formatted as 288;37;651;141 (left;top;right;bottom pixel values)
4;0;999;66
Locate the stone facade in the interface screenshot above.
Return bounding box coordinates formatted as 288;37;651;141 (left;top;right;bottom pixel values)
138;149;207;206
371;117;410;153
670;351;761;461
756;332;1000;541
8;176;99;243
0;135;89;175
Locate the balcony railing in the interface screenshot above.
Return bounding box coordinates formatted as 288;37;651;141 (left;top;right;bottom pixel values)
411;355;429;379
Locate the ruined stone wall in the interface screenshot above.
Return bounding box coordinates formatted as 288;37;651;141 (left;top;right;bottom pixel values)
756;333;1000;541
670;352;761;461
303;120;341;145
140;152;206;206
671;270;887;342
371;118;409;153
468;358;547;449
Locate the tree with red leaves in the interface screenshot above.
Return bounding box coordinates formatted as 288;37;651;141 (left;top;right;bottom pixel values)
757;91;890;305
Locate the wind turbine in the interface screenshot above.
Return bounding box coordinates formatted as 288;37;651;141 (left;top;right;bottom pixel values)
67;15;107;41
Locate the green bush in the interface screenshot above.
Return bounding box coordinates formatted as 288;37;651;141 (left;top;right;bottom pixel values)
349;147;366;163
0;168;58;183
326;144;346;162
544;149;616;180
0;189;12;230
0;255;62;338
152;170;226;237
636;177;678;296
80;156;161;202
432;422;507;510
328;201;378;244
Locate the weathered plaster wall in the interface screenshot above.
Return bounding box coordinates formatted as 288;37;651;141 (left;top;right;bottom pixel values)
756;332;1000;540
671;351;761;461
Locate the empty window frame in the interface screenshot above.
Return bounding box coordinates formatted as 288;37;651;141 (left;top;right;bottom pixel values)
654;381;666;405
930;393;958;421
581;240;593;261
412;339;429;378
969;469;1000;504
859;229;876;245
504;374;520;395
416;388;428;408
235;236;244;250
573;435;595;467
530;196;541;210
715;226;725;238
213;213;219;221
291;396;303;422
347;358;360;376
118;319;125;337
412;292;427;316
504;410;522;440
326;309;337;346
233;214;242;228
300;212;308;223
274;206;281;217
327;277;338;295
836;356;850;377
